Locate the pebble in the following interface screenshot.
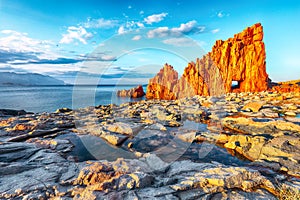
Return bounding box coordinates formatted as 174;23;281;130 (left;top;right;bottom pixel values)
285;111;297;117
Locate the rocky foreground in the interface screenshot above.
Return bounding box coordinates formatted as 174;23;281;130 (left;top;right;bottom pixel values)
1;91;300;199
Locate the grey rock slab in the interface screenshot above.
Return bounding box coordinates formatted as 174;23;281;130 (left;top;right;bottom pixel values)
167;160;216;177
135;186;177;199
261;108;280;118
0;142;40;162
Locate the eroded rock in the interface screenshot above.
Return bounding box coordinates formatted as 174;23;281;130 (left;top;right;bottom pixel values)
146;23;269;100
117;85;145;98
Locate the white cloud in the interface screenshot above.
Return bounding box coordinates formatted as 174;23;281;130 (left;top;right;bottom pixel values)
0;30;57;59
171;20;205;34
211;29;220;34
147;20;205;38
118;26;126;35
98;55;116;61
136;22;145;28
128;5;132;9
144;13;168;24
84;18;118;29
216;11;229;18
60;26;93;44
147;27;170;38
217;12;224;18
139;10;144;15
118;21;145;35
163;38;198;47
132;35;142;41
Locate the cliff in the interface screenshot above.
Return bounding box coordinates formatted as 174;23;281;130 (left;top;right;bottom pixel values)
146;23;269;100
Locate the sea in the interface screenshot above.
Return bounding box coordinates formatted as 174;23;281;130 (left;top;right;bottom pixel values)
0;85;147;113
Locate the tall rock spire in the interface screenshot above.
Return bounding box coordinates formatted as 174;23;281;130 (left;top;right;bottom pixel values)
146;23;269;100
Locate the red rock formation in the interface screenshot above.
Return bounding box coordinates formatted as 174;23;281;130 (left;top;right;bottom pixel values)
117;85;145;98
146;23;269;99
146;64;178;100
271;81;300;93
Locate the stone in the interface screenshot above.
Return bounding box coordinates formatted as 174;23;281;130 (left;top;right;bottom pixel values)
146;23;269;100
170;166;275;196
55;108;72;113
222;117;300;134
0;109;29;116
261;109;279;118
106;122;133;135
221;116;300;176
117;85;145;98
101;131;129;146
285;111;297;117
134;187;176;199
13;123;33;131
0;143;71;199
177;131;197;143
242;102;264;112
147;123;167;131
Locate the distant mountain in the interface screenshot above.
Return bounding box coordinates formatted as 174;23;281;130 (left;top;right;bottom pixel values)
0;72;65;86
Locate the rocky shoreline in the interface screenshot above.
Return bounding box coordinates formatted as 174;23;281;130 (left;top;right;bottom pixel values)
1;91;300;199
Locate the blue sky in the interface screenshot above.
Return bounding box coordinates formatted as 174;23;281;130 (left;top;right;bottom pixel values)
0;0;299;84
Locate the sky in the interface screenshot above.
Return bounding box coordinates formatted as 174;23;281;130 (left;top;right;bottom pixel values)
0;0;299;84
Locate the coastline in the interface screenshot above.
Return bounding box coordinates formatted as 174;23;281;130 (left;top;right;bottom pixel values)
1;91;300;199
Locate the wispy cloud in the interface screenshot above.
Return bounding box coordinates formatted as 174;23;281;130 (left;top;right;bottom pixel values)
118;21;144;35
211;29;220;34
0;29;116;70
172;20;205;34
0;30;61;64
147;27;169;38
0;30;55;57
59;26;93;44
10;57;81;65
0;50;39;63
0;66;29;73
216;11;229;18
147;20;205;38
144;13;168;24
84;18;118;29
162;38;197;47
132;35;142;41
217;12;224;18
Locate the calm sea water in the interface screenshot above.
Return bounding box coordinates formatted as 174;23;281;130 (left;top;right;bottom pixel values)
0;85;146;113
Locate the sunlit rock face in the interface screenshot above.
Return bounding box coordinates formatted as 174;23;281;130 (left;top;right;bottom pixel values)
146;64;179;100
146;23;269;100
117;85;145;98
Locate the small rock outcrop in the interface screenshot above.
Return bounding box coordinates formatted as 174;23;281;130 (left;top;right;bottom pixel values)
146;23;269;100
117;85;145;98
271;80;300;93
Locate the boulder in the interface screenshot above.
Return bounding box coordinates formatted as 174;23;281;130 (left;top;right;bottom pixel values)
117;85;145;98
242;102;264;112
